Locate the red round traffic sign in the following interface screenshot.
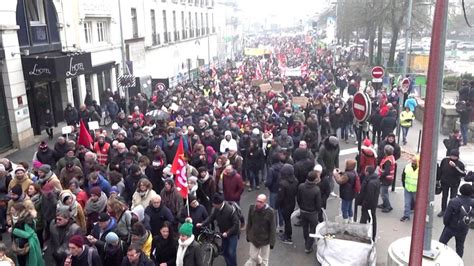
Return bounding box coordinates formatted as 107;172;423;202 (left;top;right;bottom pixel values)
371;66;385;79
352;92;371;122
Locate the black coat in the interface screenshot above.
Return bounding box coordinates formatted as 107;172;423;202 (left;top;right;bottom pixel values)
380;112;397;137
36;149;57;169
339;170;357;201
64;107;79;125
317;174;331;208
265;162;283;193
202;202;240;237
297;180;322;213
121;252;155;266
276;172;298;212
437;158;466;187
145;205;174;237
443;195;474;230
293;148;315;184
357;173;380;210
178;204;208;235
152;235;178;266
71;246;102;266
246;204;276;248
181;240;204;266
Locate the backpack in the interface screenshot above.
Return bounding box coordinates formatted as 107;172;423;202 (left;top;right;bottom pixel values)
455;101;467;113
229;201;245;226
353;173;361;194
460;205;473;226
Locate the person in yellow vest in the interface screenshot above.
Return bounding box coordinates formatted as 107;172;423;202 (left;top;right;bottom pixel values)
400;155;419;222
93;134;110;166
400;106;416;145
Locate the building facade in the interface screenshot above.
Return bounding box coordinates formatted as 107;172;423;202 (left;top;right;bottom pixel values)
0;0;229;153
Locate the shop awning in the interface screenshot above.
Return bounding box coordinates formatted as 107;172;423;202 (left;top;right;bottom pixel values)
22;52;92;81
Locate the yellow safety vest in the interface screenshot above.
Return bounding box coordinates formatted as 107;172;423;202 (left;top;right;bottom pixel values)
404;164;419;192
400;111;415;128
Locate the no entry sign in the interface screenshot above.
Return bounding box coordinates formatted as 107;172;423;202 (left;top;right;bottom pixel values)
371;66;384;83
352;92;372;122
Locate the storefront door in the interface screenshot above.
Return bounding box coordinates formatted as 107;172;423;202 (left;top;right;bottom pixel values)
27;81;62;135
0;75;12;151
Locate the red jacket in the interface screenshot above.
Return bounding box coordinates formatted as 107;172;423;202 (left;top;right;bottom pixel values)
223;171;244;202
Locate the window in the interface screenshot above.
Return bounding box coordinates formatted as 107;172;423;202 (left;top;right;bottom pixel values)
189;12;193;38
181;11;186;39
96;21;108;42
201;13;204;35
195;12;199;36
84;21;92;43
206;13;209;34
212;13;215;33
26;0;46;24
131;8;138;38
151;10;157;45
173;11;178;41
163;10;168;43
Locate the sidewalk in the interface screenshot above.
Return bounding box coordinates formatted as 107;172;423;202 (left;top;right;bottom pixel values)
401;119;474;168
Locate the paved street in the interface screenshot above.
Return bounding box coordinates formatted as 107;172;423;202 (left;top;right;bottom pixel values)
3;125;473;265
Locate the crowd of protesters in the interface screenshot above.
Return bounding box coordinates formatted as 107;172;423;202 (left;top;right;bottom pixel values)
0;33;472;266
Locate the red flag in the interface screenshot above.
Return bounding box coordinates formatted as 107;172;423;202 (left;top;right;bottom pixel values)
77;119;93;149
255;63;263;80
170;138;188;198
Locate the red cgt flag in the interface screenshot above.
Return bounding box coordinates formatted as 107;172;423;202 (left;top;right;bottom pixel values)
170;137;188;198
78;119;93;149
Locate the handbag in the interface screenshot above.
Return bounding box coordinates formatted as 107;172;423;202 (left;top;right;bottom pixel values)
333;168;349;185
435;181;442;195
11;240;30;256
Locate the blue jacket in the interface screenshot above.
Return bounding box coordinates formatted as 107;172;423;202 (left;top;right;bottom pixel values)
404;98;417;112
265;162;283;193
87;173;111;196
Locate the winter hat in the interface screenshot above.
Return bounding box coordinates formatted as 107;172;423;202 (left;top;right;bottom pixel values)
90;186;102;197
10;184;23;196
105;232;119;245
189;176;198;182
111;123;119;130
14;166;26;174
38;164;51;174
179;222;194;237
98;212;110;222
314;164;323;172
328;136;339;146
362;138;372;147
212;193;224;205
32;160;43;169
459;183;472;196
110;186;120;195
56;205;71;218
69;235;84;248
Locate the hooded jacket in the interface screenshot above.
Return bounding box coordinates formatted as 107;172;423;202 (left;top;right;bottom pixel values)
265;159;283;193
145;204;174;237
276;164;298;212
219;131;238;153
357;173;381;209
317;137;340;172
246;204;276;248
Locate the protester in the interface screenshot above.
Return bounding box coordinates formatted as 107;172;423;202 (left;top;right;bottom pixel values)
151;221;178;266
439;184;474;258
437;149;466;217
276;163;298;244
245;194;275;266
400;155;419;222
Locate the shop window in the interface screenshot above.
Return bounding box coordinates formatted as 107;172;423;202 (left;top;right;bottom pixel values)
84;21;92;43
26;0;46;25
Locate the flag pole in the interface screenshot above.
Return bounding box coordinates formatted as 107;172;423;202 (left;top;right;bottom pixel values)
186;195;190;218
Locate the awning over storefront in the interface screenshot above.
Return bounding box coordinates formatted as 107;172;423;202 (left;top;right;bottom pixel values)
22;52;92;81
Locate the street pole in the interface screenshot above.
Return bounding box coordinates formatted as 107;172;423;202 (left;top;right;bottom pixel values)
396;0;413;144
117;0;129;113
409;0;448;263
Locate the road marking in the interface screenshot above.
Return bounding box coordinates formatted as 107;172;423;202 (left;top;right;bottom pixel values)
339;147;358;156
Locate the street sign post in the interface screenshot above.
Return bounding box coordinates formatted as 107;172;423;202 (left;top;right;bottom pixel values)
371;66;384;83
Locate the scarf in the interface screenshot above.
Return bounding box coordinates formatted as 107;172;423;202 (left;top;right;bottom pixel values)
200;172;210;183
132;230;149;249
85;192;107;215
38;171;53;186
58;191;78;217
30;193;41;205
176;234;194;266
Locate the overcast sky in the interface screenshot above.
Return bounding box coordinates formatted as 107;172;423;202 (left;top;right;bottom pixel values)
239;0;331;25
